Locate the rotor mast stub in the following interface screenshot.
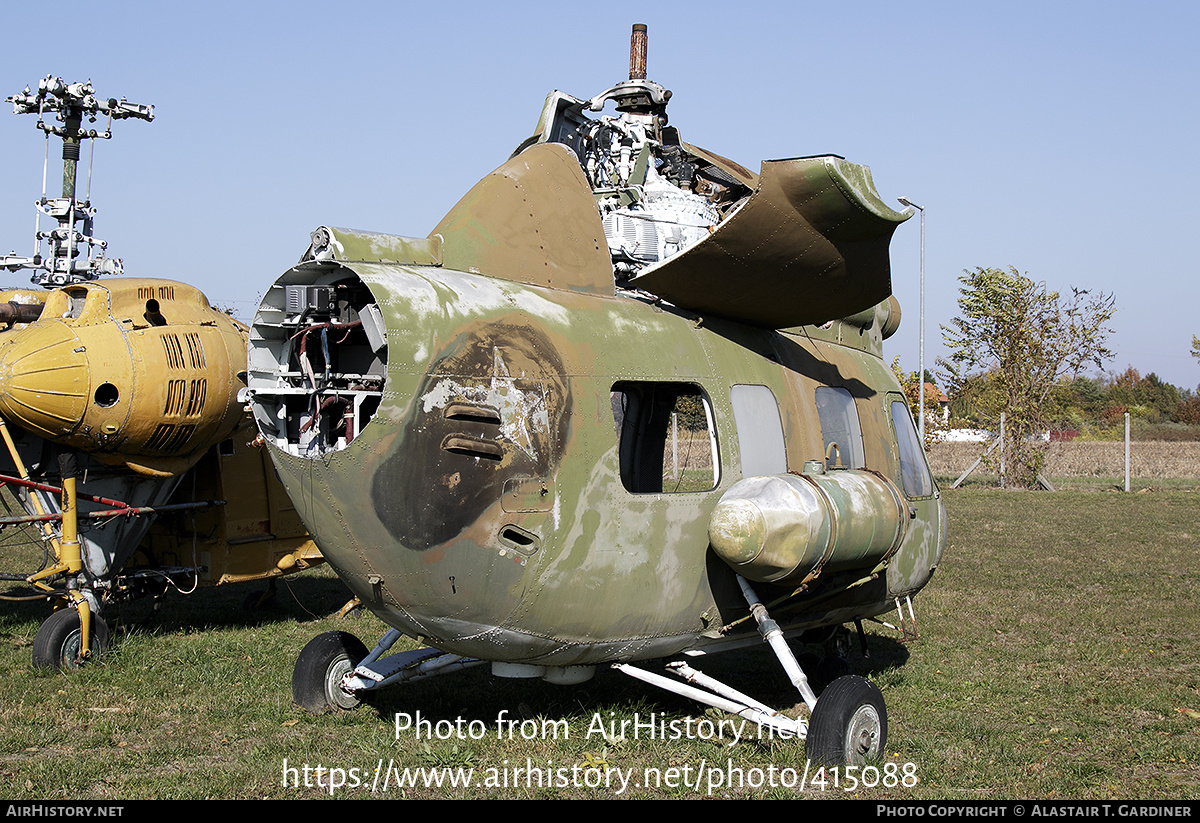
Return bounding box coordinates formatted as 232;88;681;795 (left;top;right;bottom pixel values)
586;23;672;119
629;23;647;80
3;76;154;287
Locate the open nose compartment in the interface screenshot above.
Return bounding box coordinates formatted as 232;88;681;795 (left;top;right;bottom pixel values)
248;263;387;458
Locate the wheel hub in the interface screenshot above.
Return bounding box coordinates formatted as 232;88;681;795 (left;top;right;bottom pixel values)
846;705;882;761
60;629;85;668
324;658;361;711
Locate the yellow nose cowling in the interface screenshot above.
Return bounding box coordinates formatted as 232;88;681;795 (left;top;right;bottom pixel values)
0;320;91;440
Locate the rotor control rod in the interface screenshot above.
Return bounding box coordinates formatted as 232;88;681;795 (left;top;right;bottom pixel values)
4;76;153;286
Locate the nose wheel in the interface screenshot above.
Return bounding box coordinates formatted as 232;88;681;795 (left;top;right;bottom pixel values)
31;607;110;670
292;631;370;712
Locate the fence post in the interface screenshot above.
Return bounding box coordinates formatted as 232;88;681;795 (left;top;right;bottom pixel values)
999;412;1005;489
671;412;679;480
1124;412;1130;493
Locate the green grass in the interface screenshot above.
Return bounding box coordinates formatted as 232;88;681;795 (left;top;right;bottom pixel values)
1;488;1197;798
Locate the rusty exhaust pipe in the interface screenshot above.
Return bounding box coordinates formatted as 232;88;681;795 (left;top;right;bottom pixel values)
629;23;647;80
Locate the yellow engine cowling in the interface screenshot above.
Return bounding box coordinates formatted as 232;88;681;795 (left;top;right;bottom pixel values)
0;279;248;477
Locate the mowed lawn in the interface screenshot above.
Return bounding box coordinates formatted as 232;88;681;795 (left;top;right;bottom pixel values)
0;486;1196;799
886;488;1199;799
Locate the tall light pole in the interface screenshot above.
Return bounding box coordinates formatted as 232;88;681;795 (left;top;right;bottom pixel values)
897;196;926;443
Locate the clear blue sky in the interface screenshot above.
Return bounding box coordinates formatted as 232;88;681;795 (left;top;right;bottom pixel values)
3;0;1197;389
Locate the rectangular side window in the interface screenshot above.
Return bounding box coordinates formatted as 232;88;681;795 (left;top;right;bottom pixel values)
891;399;934;497
815;386;865;469
612;382;718;493
730;384;786;478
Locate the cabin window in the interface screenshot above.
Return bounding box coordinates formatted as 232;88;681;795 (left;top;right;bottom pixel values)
890;399;934;497
815;386;865;468
730;384;786;478
611;381;718;493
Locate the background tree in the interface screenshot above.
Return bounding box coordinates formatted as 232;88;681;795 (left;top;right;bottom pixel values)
1183;336;1200;425
939;266;1116;487
891;357;949;448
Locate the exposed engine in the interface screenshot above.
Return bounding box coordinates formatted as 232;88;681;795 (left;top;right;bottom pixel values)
529;25;752;281
250;271;385;458
573;118;721;278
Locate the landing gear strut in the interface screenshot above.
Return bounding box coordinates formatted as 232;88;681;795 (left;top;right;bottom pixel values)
615;576;887;766
289;578;889;768
292;628;487;713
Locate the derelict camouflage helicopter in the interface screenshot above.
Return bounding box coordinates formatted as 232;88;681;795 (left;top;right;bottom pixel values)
0;77;321;669
249;25;946;766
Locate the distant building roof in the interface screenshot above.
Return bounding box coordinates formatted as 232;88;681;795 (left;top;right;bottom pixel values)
924;382;949;403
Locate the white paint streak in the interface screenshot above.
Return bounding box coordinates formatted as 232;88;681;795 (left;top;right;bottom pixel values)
417;347;550;461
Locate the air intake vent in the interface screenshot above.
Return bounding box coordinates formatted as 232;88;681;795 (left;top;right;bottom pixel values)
164;379;187;415
440;435;503;460
161;334;185;369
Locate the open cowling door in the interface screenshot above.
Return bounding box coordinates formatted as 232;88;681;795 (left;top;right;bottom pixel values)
626;155;909;329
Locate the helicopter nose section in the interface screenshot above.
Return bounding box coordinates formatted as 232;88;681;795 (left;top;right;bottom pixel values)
0;320;90;439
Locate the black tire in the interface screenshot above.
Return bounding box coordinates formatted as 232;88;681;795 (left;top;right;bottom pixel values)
805;675;887;767
292;631;369;713
32;608;110;670
814;655;850;691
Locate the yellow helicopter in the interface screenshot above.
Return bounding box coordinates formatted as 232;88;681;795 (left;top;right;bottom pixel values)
0;77;321;669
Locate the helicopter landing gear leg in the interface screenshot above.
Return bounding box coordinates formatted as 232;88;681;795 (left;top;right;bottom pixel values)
610;578;815;740
736;575;818;709
291;628;485;713
736;576;887;762
853;619;870;657
613;576;890;765
613;662;807;739
336;597;363;619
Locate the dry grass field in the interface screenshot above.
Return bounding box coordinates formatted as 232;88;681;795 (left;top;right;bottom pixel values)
929;440;1200;484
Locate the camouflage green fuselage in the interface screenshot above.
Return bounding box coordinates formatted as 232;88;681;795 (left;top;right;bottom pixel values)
254;259;944;666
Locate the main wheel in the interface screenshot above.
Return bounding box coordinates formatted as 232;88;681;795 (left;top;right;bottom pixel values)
292;631;369;712
32;609;110;670
815;655;850;691
242;589;274;613
805;675;887;767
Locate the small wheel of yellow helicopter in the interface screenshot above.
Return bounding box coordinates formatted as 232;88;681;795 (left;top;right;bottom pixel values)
31;608;110;670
